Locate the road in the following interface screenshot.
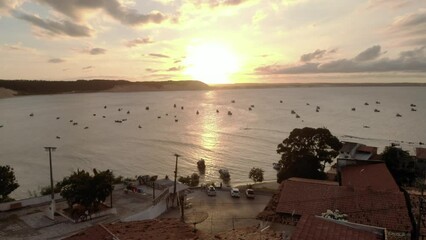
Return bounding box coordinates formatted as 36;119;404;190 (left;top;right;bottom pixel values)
161;187;273;234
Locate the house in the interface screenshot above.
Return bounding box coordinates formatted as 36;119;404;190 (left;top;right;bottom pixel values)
340;163;400;192
337;141;381;170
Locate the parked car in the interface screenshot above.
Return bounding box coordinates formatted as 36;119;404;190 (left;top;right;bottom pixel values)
230;188;240;198
207;186;216;196
245;189;255;199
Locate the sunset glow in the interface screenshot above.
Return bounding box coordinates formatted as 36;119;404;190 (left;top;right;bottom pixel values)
0;1;425;83
184;42;239;84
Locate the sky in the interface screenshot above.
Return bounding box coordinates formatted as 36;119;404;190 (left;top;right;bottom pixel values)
0;0;425;84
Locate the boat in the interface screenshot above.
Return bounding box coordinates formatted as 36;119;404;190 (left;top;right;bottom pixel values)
306;103;310;106
410;104;417;107
104;105;107;109
181;106;184;110
196;110;199;115
56;136;60;139
175;119;178;122
216;109;219;113
316;109;319;112
396;113;402;117
93;114;96;116
364;102;369;106
273;163;282;170
127;111;130;114
231;100;235;103
0;125;3;128
228;111;232;116
291;110;296;114
351;108;356;111
374;109;380;112
146;107;149;110
138;125;142;129
249;107;252;111
115;120;122;123
411;108;417;112
174;104;176;108
219;169;230;180
29;113;34;117
84;126;89;129
197;159;206;172
376;101;380;104
157;116;161;119
296;114;300;118
102;116;106;118
73;122;78;126
56;117;60;120
280;100;283;103
363;125;370;128
251;105;255;108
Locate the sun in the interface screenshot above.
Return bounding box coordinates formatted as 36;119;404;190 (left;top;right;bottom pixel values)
184;42;239;84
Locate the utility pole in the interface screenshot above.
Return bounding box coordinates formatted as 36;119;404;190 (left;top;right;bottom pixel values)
44;147;57;220
173;153;180;207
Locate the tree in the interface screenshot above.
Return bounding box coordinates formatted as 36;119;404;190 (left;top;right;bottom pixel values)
382;145;416;186
276;127;342;183
59;169;114;212
0;165;19;202
178;173;200;187
249;167;264;183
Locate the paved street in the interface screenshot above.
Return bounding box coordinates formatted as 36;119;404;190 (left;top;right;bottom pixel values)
161;187;273;234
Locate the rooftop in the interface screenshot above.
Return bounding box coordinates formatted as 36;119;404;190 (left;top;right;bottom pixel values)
276;180;412;232
64;218;200;240
291;215;385;240
341;163;400;192
417;148;426;159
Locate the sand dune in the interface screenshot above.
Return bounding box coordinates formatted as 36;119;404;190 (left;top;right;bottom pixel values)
0;87;16;99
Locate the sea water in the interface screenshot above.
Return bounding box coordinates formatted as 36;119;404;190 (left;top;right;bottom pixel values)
0;86;425;199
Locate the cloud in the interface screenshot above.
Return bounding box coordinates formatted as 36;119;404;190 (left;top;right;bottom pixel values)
255;45;426;74
0;0;22;13
48;58;65;63
89;48;106;55
38;0;170;26
167;66;183;71
148;53;170;58
189;0;250;8
387;9;426;46
1;43;35;52
126;37;154;47
300;49;327;62
353;45;382;62
12;10;92;37
82;66;93;70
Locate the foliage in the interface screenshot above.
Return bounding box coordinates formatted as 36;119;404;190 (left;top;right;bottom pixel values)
0;165;19;202
382;146;416;186
276;127;342;183
249;167;264;183
59;169;114;212
178;173;200;187
321;209;348;221
40;183;62;196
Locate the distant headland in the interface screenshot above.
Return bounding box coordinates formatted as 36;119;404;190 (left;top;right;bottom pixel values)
1;79;425;98
0;80;209;98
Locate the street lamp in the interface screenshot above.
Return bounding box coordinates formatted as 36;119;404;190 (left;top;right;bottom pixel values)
44;146;57;220
173;153;180;207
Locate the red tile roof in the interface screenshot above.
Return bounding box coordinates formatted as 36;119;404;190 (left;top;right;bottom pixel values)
417;148;426;159
291;215;385;240
357;146;378;154
341;163;399;192
65;218;199;240
276;180;412;232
